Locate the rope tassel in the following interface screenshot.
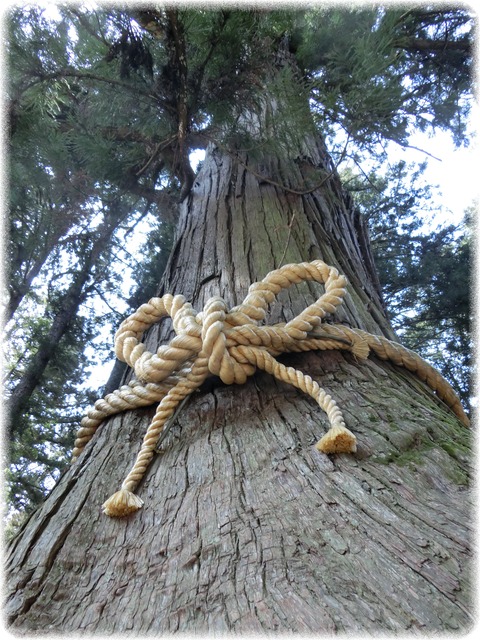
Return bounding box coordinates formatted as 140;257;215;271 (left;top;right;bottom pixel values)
73;260;469;517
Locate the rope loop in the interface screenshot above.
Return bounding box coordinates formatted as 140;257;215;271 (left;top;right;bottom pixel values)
73;260;469;517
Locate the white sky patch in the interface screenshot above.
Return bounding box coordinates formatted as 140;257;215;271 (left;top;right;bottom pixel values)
388;128;478;228
190;149;206;171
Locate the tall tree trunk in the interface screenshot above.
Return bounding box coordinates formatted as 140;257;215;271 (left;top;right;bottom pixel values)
6;134;472;633
8;269;88;429
7;204;72;323
7;208;127;432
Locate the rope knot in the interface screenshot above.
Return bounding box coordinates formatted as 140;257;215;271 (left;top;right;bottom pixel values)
197;296;233;383
73;260;469;517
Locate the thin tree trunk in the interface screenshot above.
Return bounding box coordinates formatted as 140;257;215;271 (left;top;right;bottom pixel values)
7;220;70;322
6;136;472;633
8;254;48;322
8;196;85;323
8;268;90;429
8;210;124;432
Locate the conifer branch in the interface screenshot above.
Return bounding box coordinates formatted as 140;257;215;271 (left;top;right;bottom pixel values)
26;69;157;101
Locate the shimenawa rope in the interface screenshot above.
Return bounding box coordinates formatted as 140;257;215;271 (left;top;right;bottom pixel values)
72;261;469;517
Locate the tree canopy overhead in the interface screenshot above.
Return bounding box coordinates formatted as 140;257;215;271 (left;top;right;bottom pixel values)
5;3;474;514
5;3;475;634
9;4;473;187
299;6;472;147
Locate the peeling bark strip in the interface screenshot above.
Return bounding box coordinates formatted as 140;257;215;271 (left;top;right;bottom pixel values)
6;139;473;632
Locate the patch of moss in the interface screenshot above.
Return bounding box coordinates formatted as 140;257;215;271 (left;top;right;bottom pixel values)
445;466;469;486
372;431;470;486
439;439;470;461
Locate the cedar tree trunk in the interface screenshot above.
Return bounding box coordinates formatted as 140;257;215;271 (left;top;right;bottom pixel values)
5;131;473;634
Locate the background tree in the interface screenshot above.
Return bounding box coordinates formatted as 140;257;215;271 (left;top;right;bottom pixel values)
5;5;474;634
6;5;176;509
343;161;472;408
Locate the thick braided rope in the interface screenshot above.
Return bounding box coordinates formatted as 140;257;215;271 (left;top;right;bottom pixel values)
73;260;469;517
74;261;354;461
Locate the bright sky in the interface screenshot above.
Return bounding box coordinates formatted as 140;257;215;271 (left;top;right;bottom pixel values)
391;127;478;228
8;1;477;391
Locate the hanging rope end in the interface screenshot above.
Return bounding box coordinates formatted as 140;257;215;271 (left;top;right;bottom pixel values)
316;425;357;454
102;489;144;517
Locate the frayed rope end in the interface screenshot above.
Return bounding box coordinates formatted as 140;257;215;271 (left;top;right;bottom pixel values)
102;489;144;517
316;424;357;454
351;337;369;361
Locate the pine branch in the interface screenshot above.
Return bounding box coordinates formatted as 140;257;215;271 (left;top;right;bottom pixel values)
26;69;158;101
131;8;167;40
394;35;471;55
64;8;110;45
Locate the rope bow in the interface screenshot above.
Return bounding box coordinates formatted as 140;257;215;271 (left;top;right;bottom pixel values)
73;260;469;517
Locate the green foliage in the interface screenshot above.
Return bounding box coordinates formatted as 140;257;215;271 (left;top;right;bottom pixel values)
127;220;175;309
5;296;96;510
392;222;472;408
5;4;473;517
296;7;473;149
6;6;176;515
345;163;472;410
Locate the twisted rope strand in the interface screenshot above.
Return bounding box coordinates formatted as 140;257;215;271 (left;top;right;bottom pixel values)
72;370;192;460
73;260;469;517
352;330;466;422
233;345;357;454
102;357;210;517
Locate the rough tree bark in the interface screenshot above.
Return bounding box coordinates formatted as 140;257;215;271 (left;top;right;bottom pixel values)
6;132;472;633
